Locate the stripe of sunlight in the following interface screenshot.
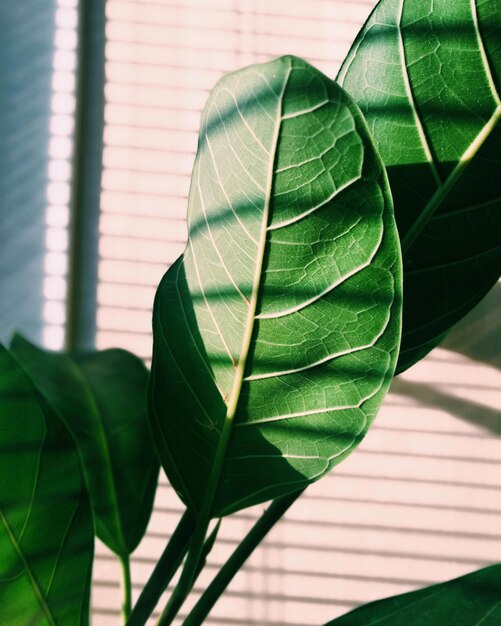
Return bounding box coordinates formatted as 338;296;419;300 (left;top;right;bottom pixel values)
43;0;78;350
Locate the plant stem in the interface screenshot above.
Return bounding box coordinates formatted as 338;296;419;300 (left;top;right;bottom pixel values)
126;510;196;626
196;519;221;577
154;518;221;626
155;515;210;626
120;554;132;623
182;489;305;626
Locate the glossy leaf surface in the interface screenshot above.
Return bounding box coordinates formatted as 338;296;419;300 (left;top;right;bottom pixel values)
11;335;159;556
0;346;93;625
150;55;402;518
338;0;501;372
326;565;501;625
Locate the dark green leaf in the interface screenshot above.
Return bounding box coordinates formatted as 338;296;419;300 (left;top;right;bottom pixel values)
150;55;402;518
325;565;501;625
338;0;501;373
10;335;159;556
0;345;93;625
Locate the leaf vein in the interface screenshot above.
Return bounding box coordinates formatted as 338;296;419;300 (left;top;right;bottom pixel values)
0;510;57;626
281;99;329;120
187;239;238;365
398;0;442;186
470;0;501;105
245;332;389;382
196;159;252;305
267;175;361;231
257;231;383;319
217;86;271;155
406;243;501;276
203;133;259;245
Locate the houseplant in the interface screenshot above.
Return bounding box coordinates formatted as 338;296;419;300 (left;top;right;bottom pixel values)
1;0;499;624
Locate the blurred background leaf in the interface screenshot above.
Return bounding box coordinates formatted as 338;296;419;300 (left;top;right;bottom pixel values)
11;334;159;558
0;345;94;625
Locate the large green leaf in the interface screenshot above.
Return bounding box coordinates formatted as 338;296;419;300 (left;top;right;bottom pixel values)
0;345;93;625
150;55;402;518
10;335;159;556
325;564;501;625
338;0;501;373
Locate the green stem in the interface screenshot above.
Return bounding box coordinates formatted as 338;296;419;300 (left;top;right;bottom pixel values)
182;489;305;626
155;518;222;626
126;510;196;626
155;516;210;626
119;554;132;623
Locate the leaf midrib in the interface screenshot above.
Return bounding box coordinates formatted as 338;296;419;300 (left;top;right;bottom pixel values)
61;356;128;556
399;0;501;253
397;0;442;187
470;0;501;106
12;338;128;555
338;0;501;258
197;59;292;521
401;104;501;253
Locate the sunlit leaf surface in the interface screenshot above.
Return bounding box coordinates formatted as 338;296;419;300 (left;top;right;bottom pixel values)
338;0;501;372
150;55;402;517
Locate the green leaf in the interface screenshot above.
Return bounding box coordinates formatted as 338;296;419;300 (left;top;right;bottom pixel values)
0;345;93;626
10;335;159;556
325;565;501;625
338;0;501;373
150;55;402;518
